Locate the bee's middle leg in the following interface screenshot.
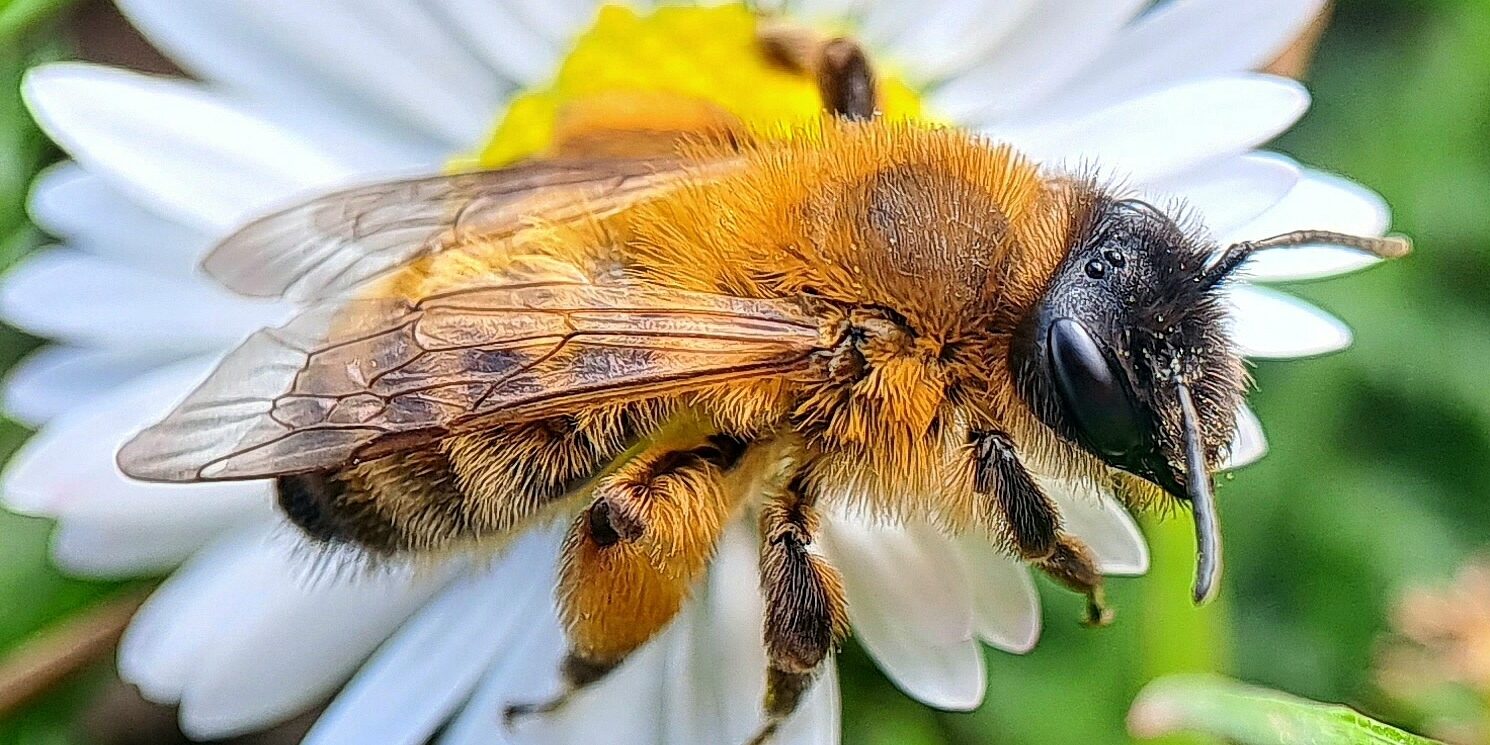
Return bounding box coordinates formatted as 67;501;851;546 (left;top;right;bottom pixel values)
505;432;749;724
745;473;849;745
971;430;1111;626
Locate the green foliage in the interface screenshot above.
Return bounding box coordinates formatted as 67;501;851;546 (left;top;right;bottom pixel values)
1232;0;1490;709
0;0;73;41
1129;675;1442;745
0;2;127;743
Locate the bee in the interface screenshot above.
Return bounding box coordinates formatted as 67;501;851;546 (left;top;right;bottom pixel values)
117;28;1407;745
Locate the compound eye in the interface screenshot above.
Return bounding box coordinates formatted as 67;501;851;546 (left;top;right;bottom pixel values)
1046;318;1145;457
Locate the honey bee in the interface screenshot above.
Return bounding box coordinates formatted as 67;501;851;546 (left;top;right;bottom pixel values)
117;29;1407;745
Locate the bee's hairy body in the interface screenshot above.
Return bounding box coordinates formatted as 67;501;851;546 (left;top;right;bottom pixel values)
264;123;1131;735
119;42;1406;738
290;123;1100;552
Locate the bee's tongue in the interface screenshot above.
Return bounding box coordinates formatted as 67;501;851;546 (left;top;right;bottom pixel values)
1173;379;1223;605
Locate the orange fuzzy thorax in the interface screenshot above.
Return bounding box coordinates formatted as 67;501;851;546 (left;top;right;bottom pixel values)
626;119;1074;340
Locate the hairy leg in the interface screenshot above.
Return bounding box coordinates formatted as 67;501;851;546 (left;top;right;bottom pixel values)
758;26;877;120
746;472;849;745
506;430;750;723
971;430;1111;626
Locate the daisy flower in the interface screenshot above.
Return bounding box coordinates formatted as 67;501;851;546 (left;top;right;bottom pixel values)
0;1;1392;743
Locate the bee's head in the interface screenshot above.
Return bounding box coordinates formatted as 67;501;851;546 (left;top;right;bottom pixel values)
1010;190;1409;604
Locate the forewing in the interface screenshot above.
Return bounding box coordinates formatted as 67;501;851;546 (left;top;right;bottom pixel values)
202;158;741;302
118;281;821;482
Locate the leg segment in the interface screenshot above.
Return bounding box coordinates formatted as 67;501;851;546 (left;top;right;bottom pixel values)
971;430;1111;626
758;27;877;120
747;473;849;745
506;431;750;723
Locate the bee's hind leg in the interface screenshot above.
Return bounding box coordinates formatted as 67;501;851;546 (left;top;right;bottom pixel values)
744;472;849;745
970;430;1112;627
504;430;751;725
502;653;614;725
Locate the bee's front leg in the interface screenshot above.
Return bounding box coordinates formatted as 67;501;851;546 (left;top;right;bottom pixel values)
970;430;1112;627
504;431;749;725
746;473;849;745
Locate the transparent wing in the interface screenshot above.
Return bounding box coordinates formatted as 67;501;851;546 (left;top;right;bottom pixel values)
202;157;741;302
117;279;821;482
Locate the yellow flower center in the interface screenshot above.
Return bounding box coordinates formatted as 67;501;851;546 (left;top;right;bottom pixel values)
465;2;926;168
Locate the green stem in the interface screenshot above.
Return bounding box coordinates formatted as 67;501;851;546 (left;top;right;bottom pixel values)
1138;513;1232;745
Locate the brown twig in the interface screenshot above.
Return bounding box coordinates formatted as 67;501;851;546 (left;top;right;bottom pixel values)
0;588;150;716
1263;2;1334;80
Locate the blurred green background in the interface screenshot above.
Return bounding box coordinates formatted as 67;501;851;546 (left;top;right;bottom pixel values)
0;0;1486;743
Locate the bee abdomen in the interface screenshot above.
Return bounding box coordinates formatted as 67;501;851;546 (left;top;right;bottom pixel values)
273;405;671;556
275;471;352;545
276;448;470;555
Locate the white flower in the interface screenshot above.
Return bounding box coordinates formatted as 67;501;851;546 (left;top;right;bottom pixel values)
0;1;1392;743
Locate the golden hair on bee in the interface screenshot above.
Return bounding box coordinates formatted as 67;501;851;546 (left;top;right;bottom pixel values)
116;28;1411;745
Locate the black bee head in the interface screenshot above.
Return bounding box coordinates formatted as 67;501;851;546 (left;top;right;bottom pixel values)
1010;187;1410;605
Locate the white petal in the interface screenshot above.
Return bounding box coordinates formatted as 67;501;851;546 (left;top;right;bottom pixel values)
772;656;841;745
0;250;285;354
875;0;1035;83
112;0;322;93
175;538;453;738
822;517;972;646
141;530;444;733
444;526;835;745
791;0;868;23
425;0;564;86
505;0;603;47
1048;0;1326;113
438;612;567;745
855;0;922;45
853;632;984;712
661;524;768;744
29;163;210;276
659;601;721;745
23;63;349;232
120;523;284;701
1145;153;1301;236
3;346;164;426
821;519;984;710
954;538;1041;654
1225;285;1351;358
114;0;445;167
51;513;234;578
1;358;271;528
1224;171;1392;281
112;0;421;145
304;530;561;745
1045;482;1150;576
995;75;1310;183
928;0;1147;123
237;97;448;173
1224;404;1268;470
515;628;668;745
114;0;505;147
